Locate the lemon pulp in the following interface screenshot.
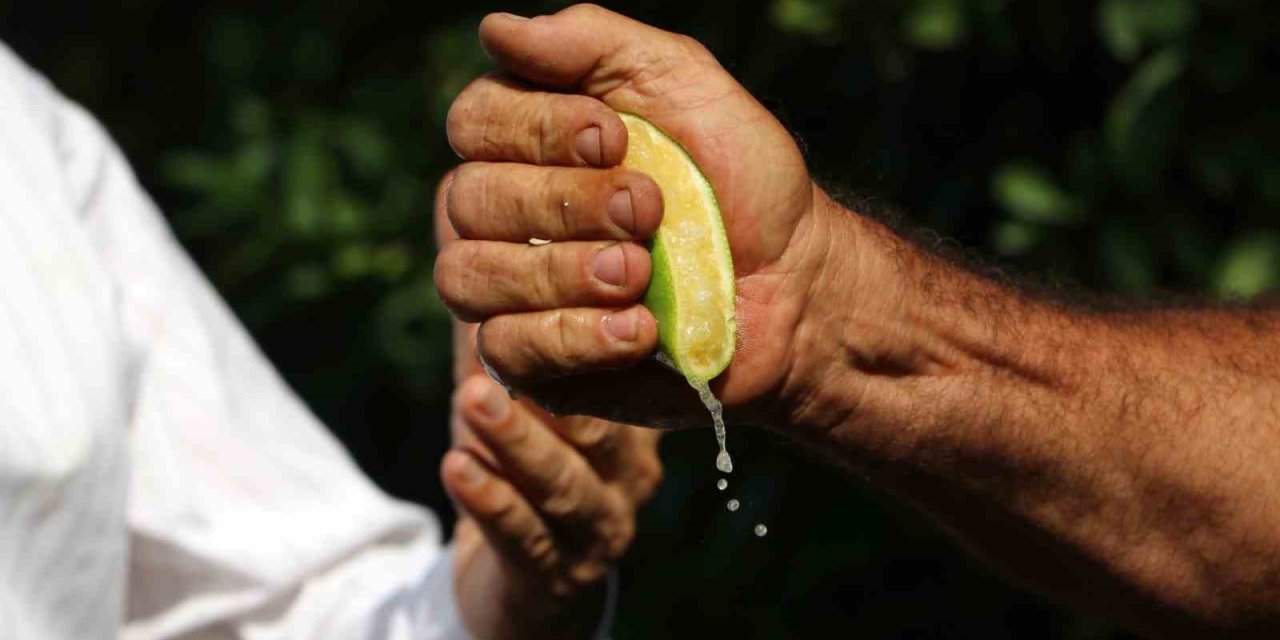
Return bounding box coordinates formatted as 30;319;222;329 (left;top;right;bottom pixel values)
618;113;737;474
617;113;735;382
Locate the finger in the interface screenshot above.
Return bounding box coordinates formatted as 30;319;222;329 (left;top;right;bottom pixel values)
478;6;716;98
447;163;663;242
436;170;487;381
553;417;664;502
548;416;627;479
450;376;497;466
446;73;626;167
457;376;633;554
434;169;460;247
441;449;561;574
477;305;657;386
434;241;651;322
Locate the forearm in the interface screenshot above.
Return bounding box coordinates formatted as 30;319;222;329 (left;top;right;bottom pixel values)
781;193;1280;635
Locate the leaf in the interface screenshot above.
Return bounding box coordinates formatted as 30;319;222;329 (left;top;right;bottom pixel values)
338;118;392;178
373;273;452;381
284;117;334;237
1106;48;1183;153
992;163;1078;224
770;0;840;40
333;243;373;279
370;244;411;280
1099;219;1157;293
285;263;330;301
163;150;227;191
231;97;272;139
1104;47;1184;192
904;0;966;51
1214;233;1280;298
1099;0;1195;62
992;220;1044;256
1140;0;1195;42
1099;0;1141;61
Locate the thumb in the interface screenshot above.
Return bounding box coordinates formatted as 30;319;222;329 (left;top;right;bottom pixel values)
478;4;726;108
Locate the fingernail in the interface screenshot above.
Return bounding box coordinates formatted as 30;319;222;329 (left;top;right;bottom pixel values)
575;127;603;166
497;12;529;22
456;453;487;486
605;309;640;342
476;382;510;422
592;244;627;287
607;189;635;234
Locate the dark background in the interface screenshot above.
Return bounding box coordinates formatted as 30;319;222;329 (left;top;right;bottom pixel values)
4;0;1278;637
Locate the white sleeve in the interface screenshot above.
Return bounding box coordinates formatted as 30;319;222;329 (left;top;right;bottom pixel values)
15;47;475;640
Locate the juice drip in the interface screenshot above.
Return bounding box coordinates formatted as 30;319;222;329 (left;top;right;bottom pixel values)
689;379;732;473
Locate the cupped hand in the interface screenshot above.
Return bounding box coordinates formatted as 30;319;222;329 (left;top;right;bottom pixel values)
433;4;838;428
442;375;662;640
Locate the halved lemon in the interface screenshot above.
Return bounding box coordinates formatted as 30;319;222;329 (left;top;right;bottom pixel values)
618;113;736;383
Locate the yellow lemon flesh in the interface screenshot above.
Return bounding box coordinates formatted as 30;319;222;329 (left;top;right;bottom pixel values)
618;113;736;383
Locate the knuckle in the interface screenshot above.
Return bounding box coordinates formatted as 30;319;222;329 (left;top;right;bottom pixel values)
449;383;468;414
675;33;714;60
633;456;663;503
574;418;615;450
549;174;576;237
432;244;463;304
604;515;635;558
434;168;458;221
564;561;608;591
550;310;588;369
475;321;503;374
532;246;564;306
495;405;531;445
479;487;521;523
433;243;487;322
533;101;554;165
540;461;584;517
547;576;579;599
563;3;608;19
521;529;559;568
444;88;478;156
444;164;476;232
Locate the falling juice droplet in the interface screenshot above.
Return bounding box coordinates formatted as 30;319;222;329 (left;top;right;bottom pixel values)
726;499;740;512
715;451;733;473
688;379;732;474
716;478;728;491
754;524;768;537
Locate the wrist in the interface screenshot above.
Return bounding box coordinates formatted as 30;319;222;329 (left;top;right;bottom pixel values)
456;528;610;640
771;189;932;437
772;190;1074;463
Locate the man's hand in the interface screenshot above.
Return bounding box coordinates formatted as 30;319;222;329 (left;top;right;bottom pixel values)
433;4;833;427
441;375;661;640
432;5;1280;638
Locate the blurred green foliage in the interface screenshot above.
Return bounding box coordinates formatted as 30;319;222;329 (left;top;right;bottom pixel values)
3;0;1278;638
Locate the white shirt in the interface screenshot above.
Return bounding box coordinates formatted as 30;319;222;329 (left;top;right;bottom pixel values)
0;41;482;639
